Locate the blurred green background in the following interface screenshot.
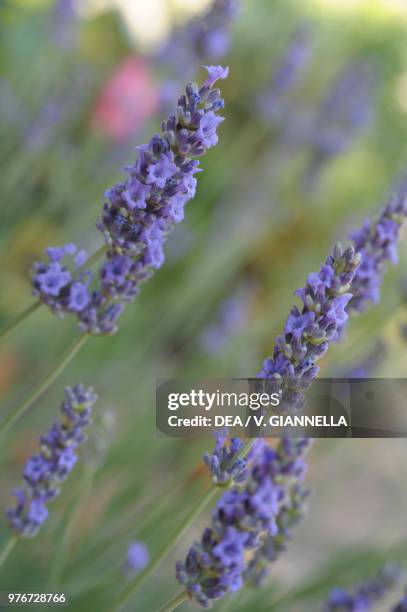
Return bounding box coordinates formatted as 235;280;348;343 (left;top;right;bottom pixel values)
1;0;407;610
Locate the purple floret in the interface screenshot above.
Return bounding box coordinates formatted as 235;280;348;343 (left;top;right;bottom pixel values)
32;243;91;315
36;263;71;296
203;434;247;485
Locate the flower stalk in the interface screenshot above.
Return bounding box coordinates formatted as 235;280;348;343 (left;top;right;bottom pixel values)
157;590;188;612
113;486;218;612
113;439;254;612
0;536;17;570
0;301;41;343
0;244;108;342
0;333;88;439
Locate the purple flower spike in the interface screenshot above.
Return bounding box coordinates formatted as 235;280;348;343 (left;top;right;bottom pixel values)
200;284;251;354
257;24;313;123
6;385;97;538
32;67;228;335
323;564;401;611
176;439;311;607
99;67;227;254
349;179;407;312
195;226;366;606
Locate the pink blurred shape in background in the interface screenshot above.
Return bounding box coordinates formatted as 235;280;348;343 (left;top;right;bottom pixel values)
91;57;158;142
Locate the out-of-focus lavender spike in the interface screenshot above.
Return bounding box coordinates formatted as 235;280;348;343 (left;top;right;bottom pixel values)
6;385;97;538
157;0;237;78
0;79;25;125
257;24;313;123
185;0;237;64
51;0;78;49
323;564;401;611
340;340;387;378
155;1;237;112
25;100;66;151
199;284;252;354
349;177;407;313
304;61;377;190
24;71;92;151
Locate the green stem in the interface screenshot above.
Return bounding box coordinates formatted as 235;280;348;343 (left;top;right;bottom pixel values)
0;244;107;343
0;536;17;569
48;462;97;588
157;591;188;612
112;485;218;612
0;301;41;342
80;244;108;270
113;439;256;612
68;476;186;578
0;333;88;439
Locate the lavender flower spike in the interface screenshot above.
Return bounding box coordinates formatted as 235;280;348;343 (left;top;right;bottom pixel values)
6;385;97;538
257;24;312;123
156;0;237;79
176;438;311;607
349;178;407;312
304;61;376;189
31;66;228;335
98;65;228;255
323;564;401;611
259;242;361;403
185;236;361;606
